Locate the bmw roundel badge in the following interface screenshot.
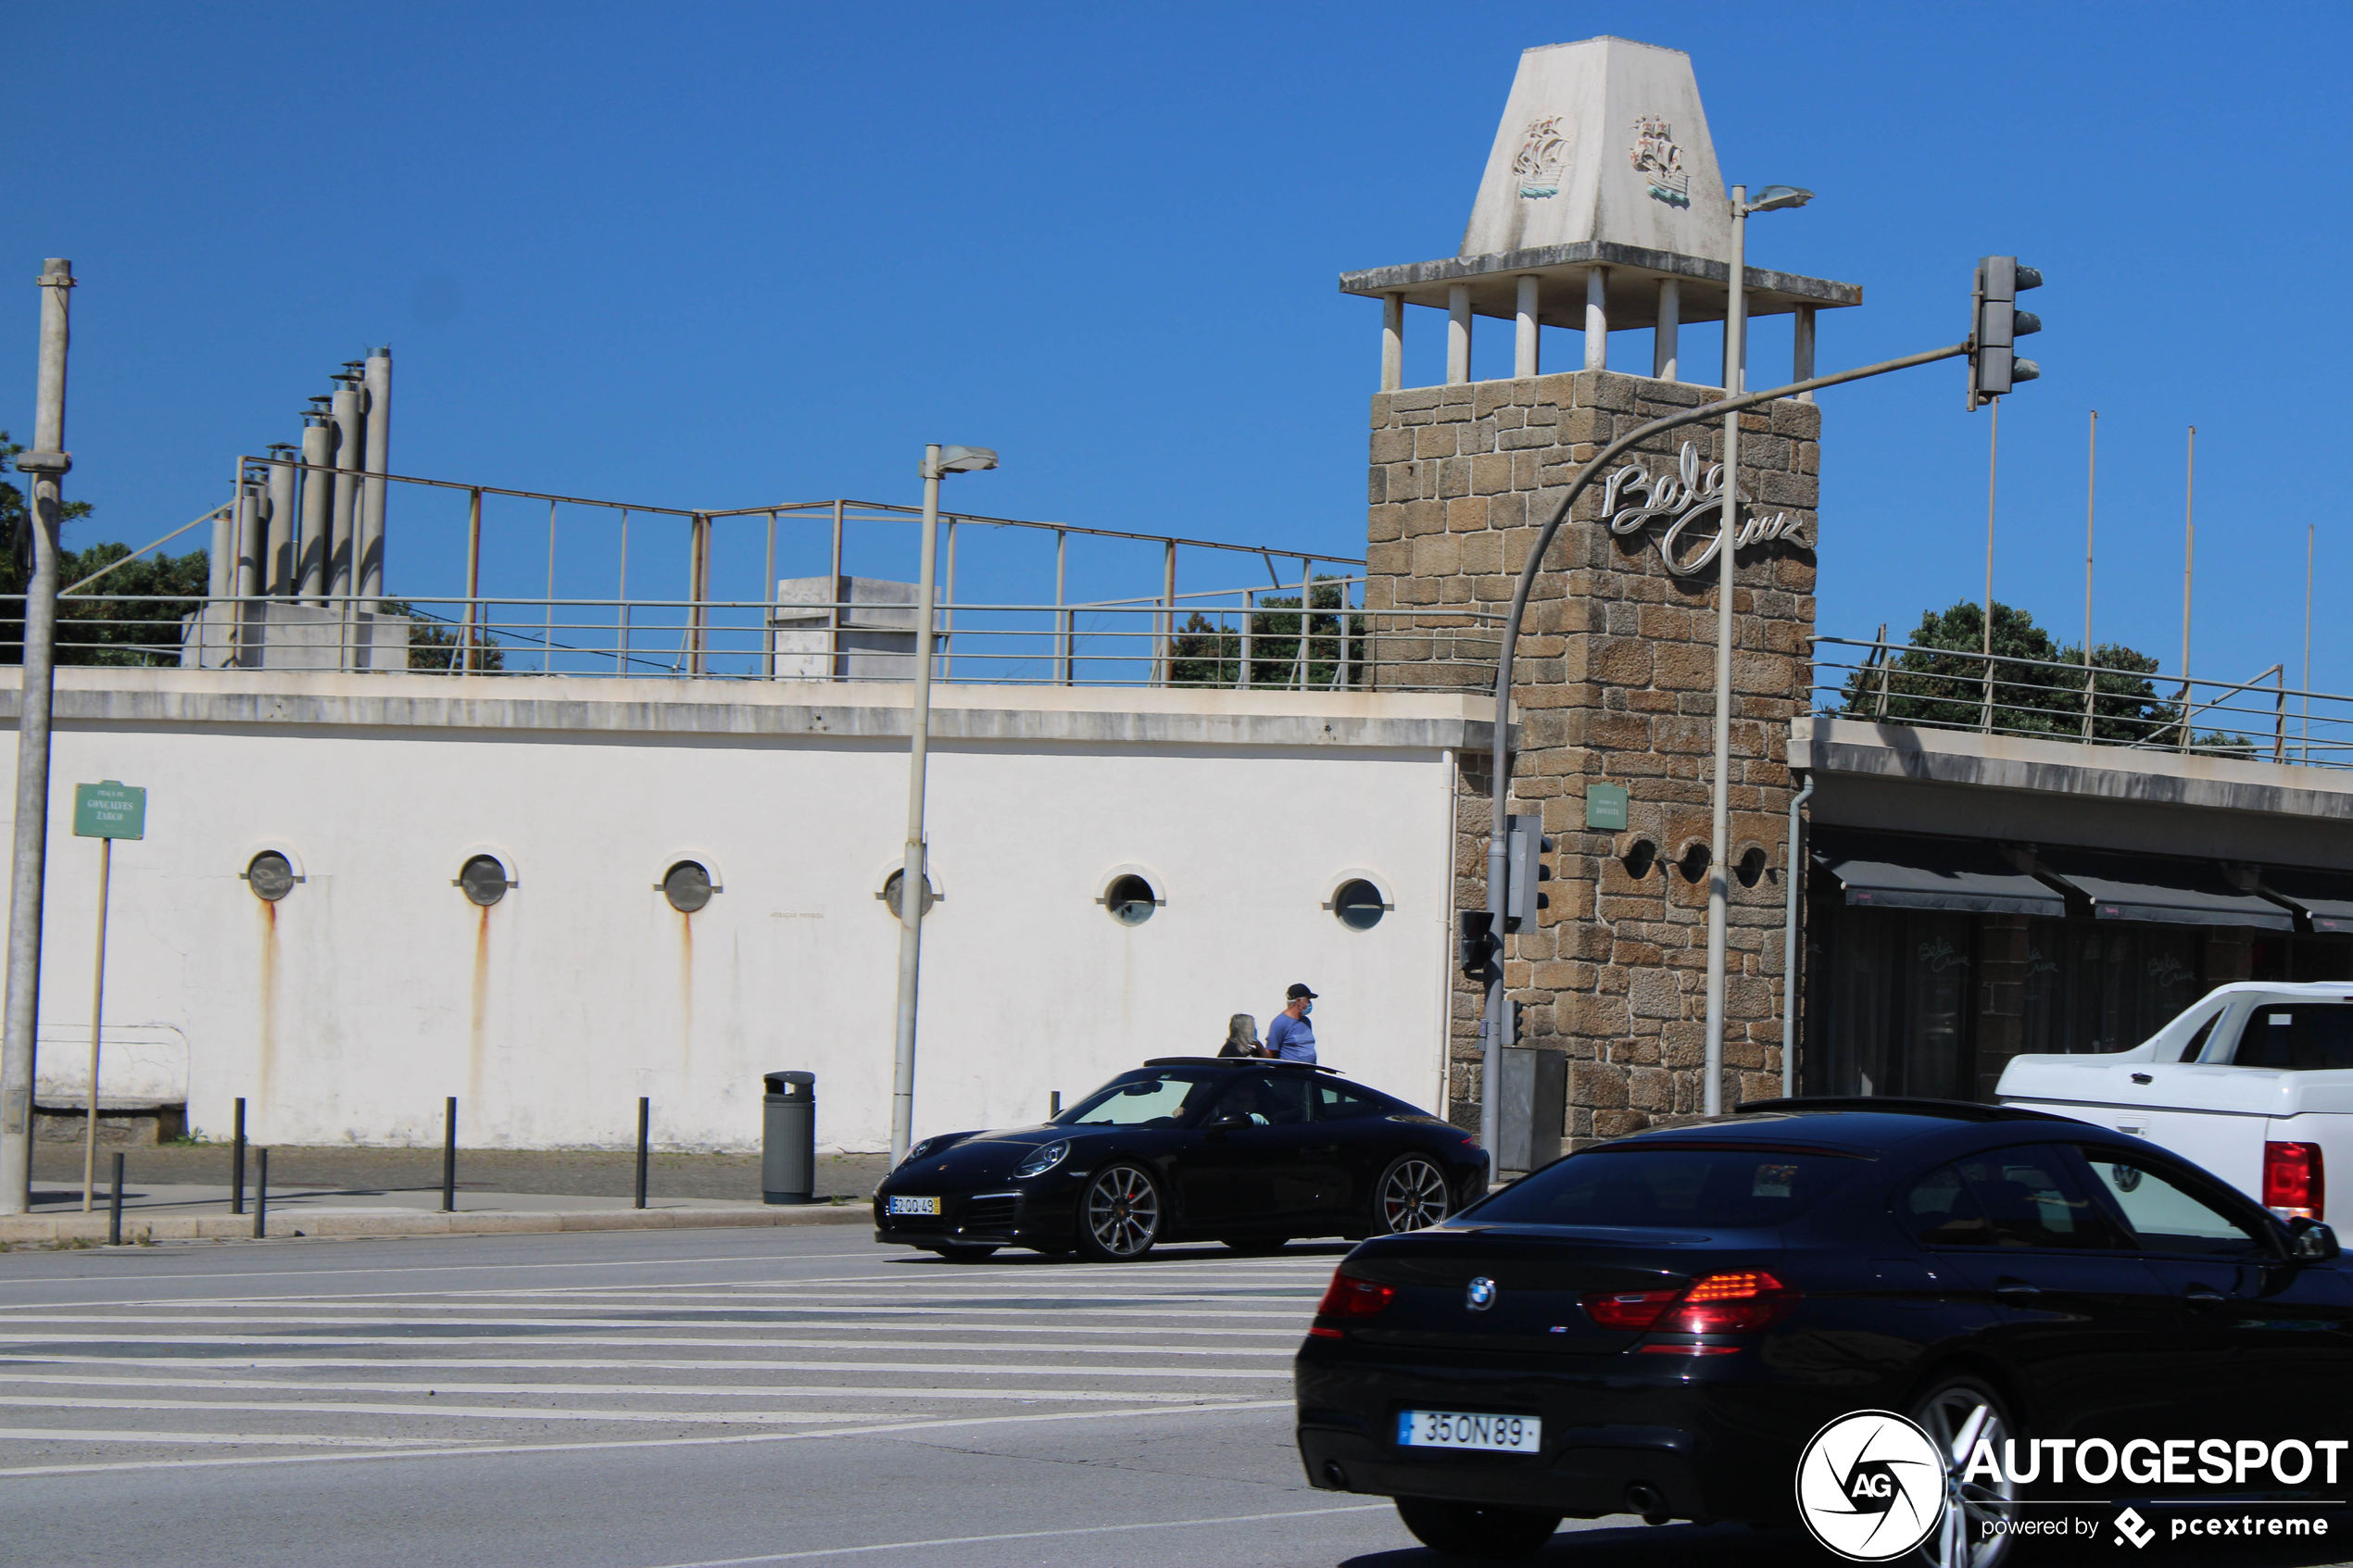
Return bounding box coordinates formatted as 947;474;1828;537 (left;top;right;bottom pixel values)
1466;1276;1498;1311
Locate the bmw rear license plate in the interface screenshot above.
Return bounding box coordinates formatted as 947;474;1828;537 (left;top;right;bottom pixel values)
1398;1410;1541;1453
887;1196;940;1216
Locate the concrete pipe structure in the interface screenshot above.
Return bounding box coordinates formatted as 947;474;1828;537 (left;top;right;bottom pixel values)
264;445;297;596
359;345;390;607
297;414;333;606
327;379;363;603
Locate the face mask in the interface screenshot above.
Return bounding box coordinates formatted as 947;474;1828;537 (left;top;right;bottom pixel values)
1302;1001;1314;1015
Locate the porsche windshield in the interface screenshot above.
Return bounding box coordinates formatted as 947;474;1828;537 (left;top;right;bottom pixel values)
1055;1072;1222;1129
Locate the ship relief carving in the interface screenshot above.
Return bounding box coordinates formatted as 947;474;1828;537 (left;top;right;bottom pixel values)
1513;116;1570;199
1629;117;1690;207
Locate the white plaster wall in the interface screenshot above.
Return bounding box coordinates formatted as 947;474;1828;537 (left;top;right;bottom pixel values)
0;678;1468;1153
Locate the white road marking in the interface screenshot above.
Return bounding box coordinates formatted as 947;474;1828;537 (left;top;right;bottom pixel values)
0;1353;1283;1378
0;1334;1295;1358
0;1374;1252;1404
0;1250;889;1289
0;1311;1303;1333
623;1503;1392;1566
0;1395;1290;1477
0;1428;476;1448
0;1397;928;1424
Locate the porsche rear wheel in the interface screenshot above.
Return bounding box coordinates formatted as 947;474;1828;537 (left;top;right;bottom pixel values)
1373;1153;1452;1235
1075;1163;1162;1261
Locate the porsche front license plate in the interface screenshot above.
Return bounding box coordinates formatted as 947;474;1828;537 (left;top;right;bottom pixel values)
1397;1410;1541;1453
887;1196;940;1217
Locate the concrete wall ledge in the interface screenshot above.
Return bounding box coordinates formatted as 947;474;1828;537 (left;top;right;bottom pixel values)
0;669;1511;753
1792;715;2353;822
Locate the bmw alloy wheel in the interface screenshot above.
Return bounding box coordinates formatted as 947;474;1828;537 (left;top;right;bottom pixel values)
1376;1155;1451;1234
1077;1164;1162;1261
1910;1376;2019;1568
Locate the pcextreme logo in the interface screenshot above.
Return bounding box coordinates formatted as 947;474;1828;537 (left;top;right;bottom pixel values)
1794;1411;1947;1562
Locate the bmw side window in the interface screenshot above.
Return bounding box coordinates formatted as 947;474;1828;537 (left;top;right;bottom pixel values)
1902;1164;1993;1248
1315;1084;1387;1121
2076;1149;2267;1259
1955;1145;2132;1250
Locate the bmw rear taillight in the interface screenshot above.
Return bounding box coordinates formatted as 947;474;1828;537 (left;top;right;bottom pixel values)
1309;1270;1397;1336
2265;1141;2325;1221
1583;1270;1797;1343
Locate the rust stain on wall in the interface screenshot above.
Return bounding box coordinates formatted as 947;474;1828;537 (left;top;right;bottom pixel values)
678;909;695;1073
257;898;279;1114
469;905;490;1105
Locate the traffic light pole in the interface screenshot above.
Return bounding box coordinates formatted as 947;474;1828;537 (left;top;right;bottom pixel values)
1477;338;1969;1150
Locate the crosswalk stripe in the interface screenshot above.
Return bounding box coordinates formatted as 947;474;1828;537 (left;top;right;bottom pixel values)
0;1335;1296;1358
0;1398;973;1424
0;1353;1284;1378
0;1374;1253;1404
0;1428;478;1448
630;1503;1393;1567
0;1311;1306;1330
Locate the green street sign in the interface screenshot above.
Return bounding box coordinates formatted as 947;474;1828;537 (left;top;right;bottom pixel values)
72;780;145;840
1585;781;1629;833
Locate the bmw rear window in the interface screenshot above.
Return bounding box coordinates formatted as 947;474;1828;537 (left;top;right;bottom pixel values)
1469;1146;1856;1229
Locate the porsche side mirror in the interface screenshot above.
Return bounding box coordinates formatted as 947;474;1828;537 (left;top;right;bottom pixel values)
2289;1218;2340;1263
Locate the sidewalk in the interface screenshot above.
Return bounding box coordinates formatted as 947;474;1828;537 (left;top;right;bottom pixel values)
10;1145;890;1245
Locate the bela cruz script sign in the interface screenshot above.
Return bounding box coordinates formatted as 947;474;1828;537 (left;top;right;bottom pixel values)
1599;440;1807;577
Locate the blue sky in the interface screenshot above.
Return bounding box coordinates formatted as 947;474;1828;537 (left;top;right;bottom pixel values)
1;3;2341;693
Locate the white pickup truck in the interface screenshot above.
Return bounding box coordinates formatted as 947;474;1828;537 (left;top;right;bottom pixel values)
1996;982;2353;1222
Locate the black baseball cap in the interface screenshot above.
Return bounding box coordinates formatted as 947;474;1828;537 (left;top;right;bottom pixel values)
1287;983;1318;1000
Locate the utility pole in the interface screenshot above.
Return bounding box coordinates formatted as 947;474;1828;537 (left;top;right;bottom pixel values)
1;259;75;1215
1702;188;1750;1118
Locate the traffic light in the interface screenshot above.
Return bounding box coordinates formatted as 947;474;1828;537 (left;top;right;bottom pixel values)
1458;909;1497;982
1504;813;1554;931
1968;256;2043;409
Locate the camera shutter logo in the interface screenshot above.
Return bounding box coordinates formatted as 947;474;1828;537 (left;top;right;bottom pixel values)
1794;1411;1947;1561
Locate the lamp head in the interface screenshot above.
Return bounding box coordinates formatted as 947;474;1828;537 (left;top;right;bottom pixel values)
921;445;1000;480
1748;185;1814;213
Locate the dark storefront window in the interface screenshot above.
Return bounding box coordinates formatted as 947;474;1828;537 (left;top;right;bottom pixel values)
1820;905;1979;1099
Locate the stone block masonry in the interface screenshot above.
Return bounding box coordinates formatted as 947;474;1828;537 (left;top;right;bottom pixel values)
1363;369;1820;1146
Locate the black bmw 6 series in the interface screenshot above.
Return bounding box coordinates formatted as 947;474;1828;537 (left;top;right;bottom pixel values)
1294;1099;2353;1565
872;1059;1490;1262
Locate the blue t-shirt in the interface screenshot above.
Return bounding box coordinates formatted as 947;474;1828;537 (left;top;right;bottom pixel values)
1268;1013;1316;1063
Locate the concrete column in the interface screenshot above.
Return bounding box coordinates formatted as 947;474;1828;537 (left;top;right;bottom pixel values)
264;447;297;596
297;417;332;605
1793;306;1817;402
327;383;362;600
359;346;391;606
1583;267;1607;370
1654;277;1680;382
1446;285;1471;385
1513;275;1540;379
1379;293;1403;392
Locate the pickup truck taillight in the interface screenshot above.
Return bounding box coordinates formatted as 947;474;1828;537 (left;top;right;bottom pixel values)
2264;1141;2325;1221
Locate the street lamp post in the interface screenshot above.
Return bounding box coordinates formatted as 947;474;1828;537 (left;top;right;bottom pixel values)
890;444;998;1168
1703;183;1808;1117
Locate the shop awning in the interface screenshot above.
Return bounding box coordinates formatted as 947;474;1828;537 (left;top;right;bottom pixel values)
1811;829;2067;917
2253;867;2353;935
2032;847;2296;931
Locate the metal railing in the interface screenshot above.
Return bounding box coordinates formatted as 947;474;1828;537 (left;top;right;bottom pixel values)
41;589;1504;694
1815;633;2351;766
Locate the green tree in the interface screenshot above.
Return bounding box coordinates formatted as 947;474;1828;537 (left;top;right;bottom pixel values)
1168;577;1365;688
0;430;208;666
382;599;505;672
1838;600;2246;750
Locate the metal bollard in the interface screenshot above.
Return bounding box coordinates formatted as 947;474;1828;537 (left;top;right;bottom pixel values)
231;1097;246;1216
1050;1091;1062;1117
108;1152;123;1246
635;1097;650;1210
254;1148;268;1239
441;1097;457;1213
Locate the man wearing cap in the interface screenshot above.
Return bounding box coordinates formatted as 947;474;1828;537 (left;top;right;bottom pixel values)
1267;984;1318;1064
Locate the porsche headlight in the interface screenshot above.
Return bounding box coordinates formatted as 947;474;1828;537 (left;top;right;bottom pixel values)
1013;1139;1071;1179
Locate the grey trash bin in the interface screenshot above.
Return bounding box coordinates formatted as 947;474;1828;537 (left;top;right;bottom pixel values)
762;1071;816;1205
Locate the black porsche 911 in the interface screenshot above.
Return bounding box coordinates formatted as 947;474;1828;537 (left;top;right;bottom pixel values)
872;1059;1490;1262
1295;1098;2353;1566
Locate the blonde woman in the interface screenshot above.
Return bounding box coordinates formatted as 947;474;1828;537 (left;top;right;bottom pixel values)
1217;1014;1267;1058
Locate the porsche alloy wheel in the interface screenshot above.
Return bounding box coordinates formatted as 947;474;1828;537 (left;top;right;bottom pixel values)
1910;1375;2020;1568
1375;1154;1452;1235
1076;1164;1162;1261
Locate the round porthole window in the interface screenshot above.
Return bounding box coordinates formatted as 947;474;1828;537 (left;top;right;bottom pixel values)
246;851;296;903
881;869;936;919
1332;879;1388;931
1104;873;1158;926
662;860;713;913
459;854;510;907
1675;843;1711;884
1735;846;1769;890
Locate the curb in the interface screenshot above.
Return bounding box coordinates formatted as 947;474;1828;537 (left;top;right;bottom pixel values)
1;1203;870;1245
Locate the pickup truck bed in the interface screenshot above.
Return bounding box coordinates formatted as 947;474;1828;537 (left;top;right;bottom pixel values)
1996;982;2353;1218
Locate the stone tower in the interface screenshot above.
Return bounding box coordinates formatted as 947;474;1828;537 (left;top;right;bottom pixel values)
1339;38;1860;1148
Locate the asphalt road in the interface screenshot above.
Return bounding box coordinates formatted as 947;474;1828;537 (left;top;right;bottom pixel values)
0;1228;2346;1567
